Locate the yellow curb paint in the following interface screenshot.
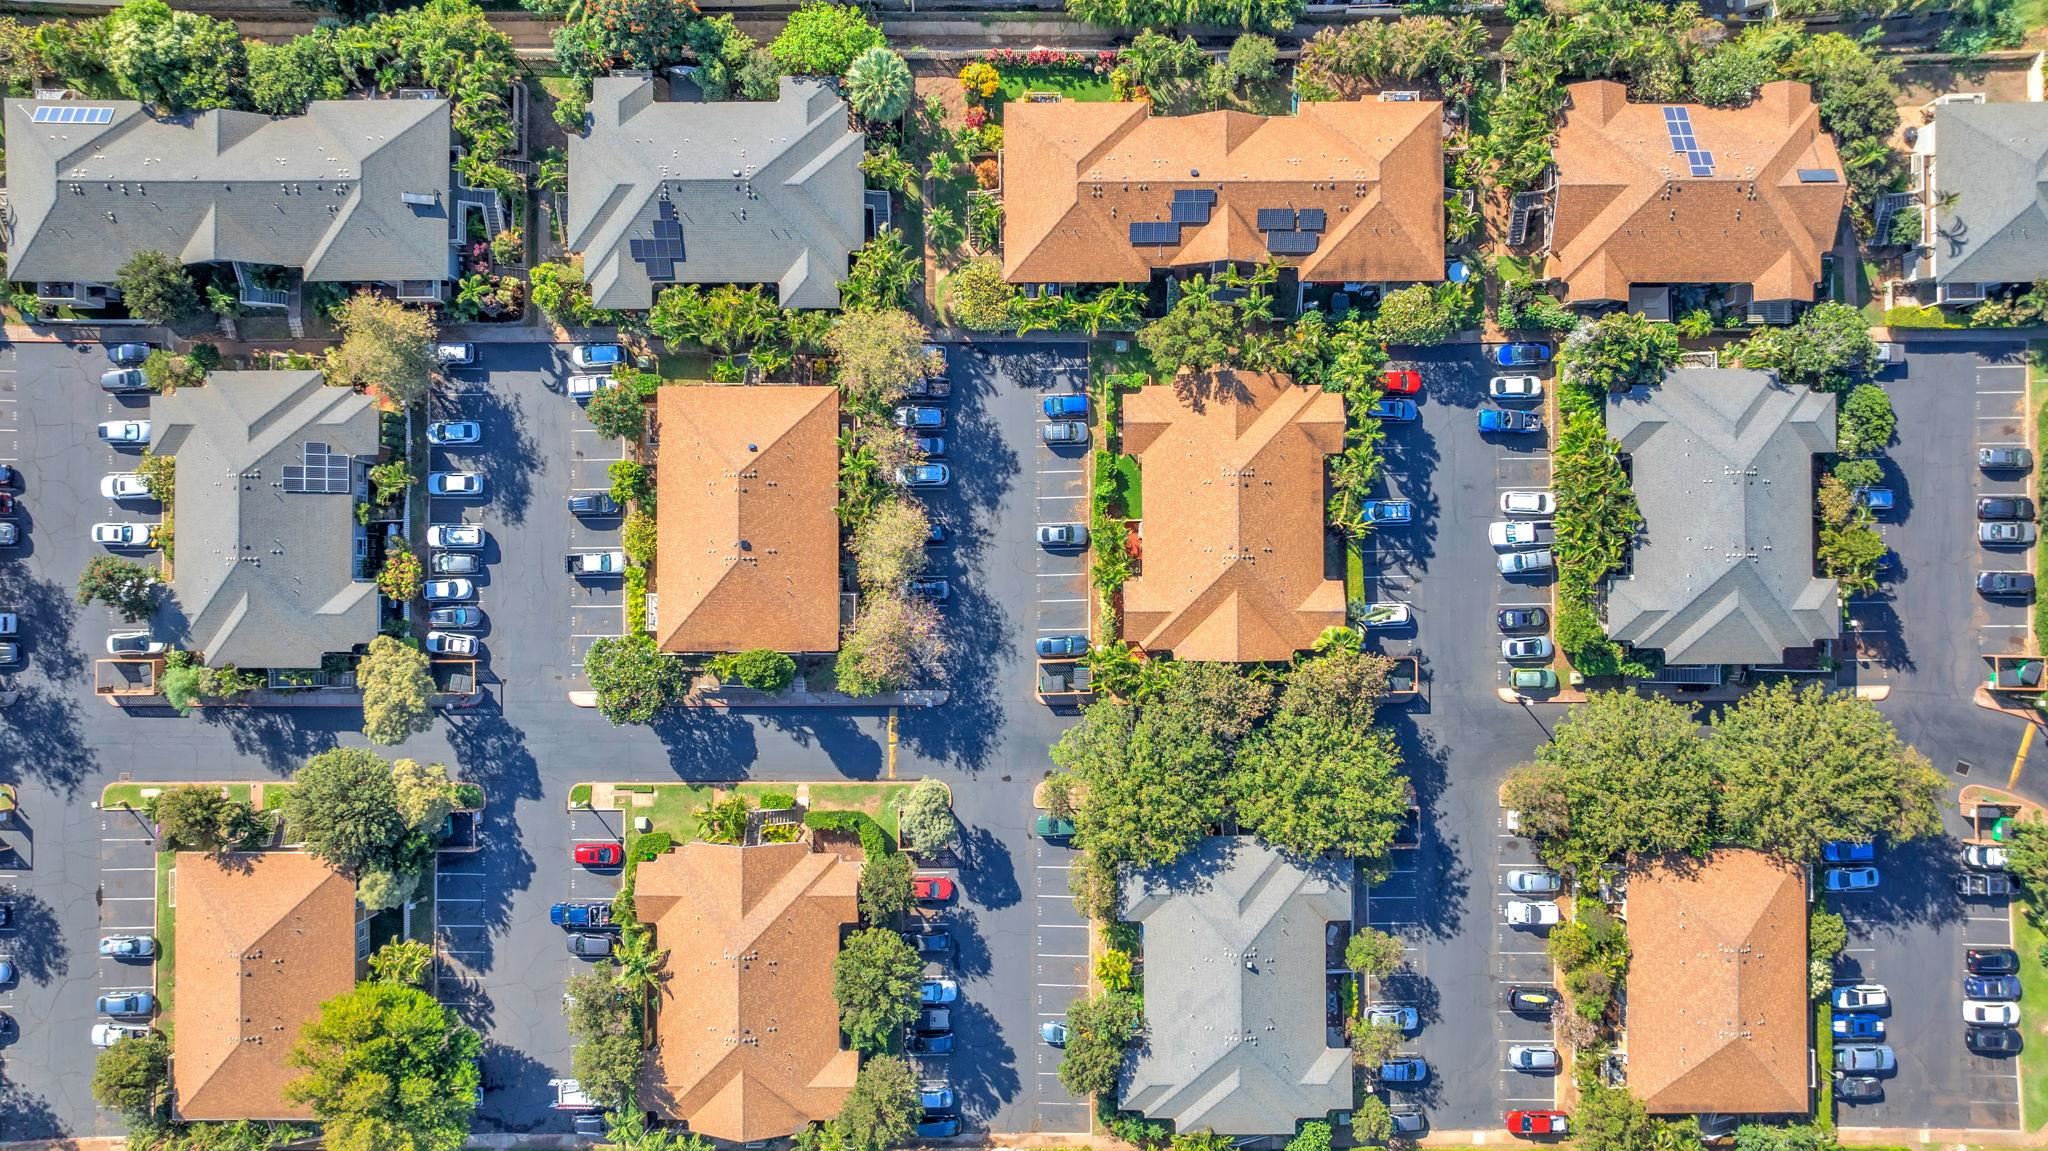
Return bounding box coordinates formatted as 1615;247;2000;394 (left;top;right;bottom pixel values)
887;708;899;780
2010;723;2035;789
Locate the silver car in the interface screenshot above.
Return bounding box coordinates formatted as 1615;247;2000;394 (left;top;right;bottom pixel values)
1501;637;1553;661
1506;869;1563;894
1508;1044;1560;1072
1037;523;1089;548
1364;1005;1419;1032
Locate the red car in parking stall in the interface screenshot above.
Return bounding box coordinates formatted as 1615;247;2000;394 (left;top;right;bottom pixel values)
1382;369;1423;395
1506;1111;1568;1138
573;842;622;868
912;875;955;903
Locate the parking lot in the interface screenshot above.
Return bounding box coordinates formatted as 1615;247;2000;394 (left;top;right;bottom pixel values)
1030;385;1090;654
94;803;160;1043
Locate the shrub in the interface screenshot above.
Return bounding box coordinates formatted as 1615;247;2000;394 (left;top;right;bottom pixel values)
770;1;886;75
1882;304;1950;329
945;259;1018;331
609;459;654;508
1372;283;1456;346
898;777;957;855
708;649;798;692
633;830;673;861
805;809;893;857
376;546;423;601
958;61;999;98
621;509;657;566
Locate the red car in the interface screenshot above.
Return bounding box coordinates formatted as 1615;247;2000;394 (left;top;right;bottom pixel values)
573;842;622;868
1506;1111;1568;1138
912;875;955;902
1382;369;1423;396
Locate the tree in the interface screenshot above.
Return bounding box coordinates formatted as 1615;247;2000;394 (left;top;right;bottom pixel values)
77;555;161;621
1050;699;1225;871
827;309;929;409
1836;383;1895;455
1287;1120;1334;1151
136;450;176;503
1561;310;1682;392
944;259;1018;332
579;381;646;443
1138;277;1242;374
377;545;424;601
1347;1017;1404;1067
648;283;781;354
858;847;913;923
853;498;932;592
708;649;798;692
1691;37;1773;106
842;229;921;312
770;1;886;76
369;939;435;986
391;757;458;834
565;968;642;1112
2003;818;2048;895
1345;926;1405;979
92;1031;168;1123
832;926;924;1052
612;922;669;998
1351;1100;1393;1145
1503;690;1716;872
326;294;438;409
284;981;482;1151
898;777;957;856
141;349;203;392
1732;301;1879;394
151;784;262;853
584;633;688;725
1278;648;1394;729
104;0;241;111
358;635;436;746
1575;1082;1655;1151
1373;283;1457;346
284;747;412;878
837;1054;920;1151
115;250;200;326
1225;33;1278;88
1832;457;1885;490
1056;991;1141;1097
836;593;945;696
1707;681;1944;859
1230;714;1410;860
844;46;912;122
247;32;350;114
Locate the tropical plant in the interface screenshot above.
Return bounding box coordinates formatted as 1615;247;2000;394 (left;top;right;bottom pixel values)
844;46;912;122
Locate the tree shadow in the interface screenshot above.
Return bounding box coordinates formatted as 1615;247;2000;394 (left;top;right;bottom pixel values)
753;711;886;778
475;1038;563;1132
651;709;759;780
945;997;1023;1124
955;823;1021;913
1;889;68;985
0;565;84;684
0;684;99;797
1378;719;1465;942
198;706;346;772
0;1075;63;1141
437;382;542;528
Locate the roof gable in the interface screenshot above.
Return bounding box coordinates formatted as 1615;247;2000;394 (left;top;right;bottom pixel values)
1931;102;2048;285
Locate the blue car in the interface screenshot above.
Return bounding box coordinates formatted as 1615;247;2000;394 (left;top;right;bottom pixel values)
1043;394;1089;419
1495;343;1552;367
1861;488;1895;514
1833;1013;1884;1040
1036;634;1089;658
920;1086;956;1111
1359;499;1414;526
915;1118;961;1139
1822;841;1876;863
1373;398;1419;423
1478;408;1543;434
1966;975;2022;1000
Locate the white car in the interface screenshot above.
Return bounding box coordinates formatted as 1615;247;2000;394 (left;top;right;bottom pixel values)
1505;900;1559;927
427;524;485;550
97;420;152;445
106;631;167;656
1502;636;1553;661
1832;984;1889;1012
1500;491;1555;516
428;472;484;497
435;342;476;366
1965;844;2010;869
570;343;624;370
1507;1044;1560;1071
1359;602;1411;629
1490;375;1544;400
1489;521;1545;548
1365;1005;1419;1032
92;522;156;548
568;550;628;577
1506;869;1562;894
425;630;476;656
423;579;475;602
92;1023;150;1048
426;421;481;446
101;473;151;500
566;374;617;400
1965;1000;2021;1027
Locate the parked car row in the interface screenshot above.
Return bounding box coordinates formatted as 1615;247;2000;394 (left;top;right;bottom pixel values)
1977;449;2039;597
902;871;962;1134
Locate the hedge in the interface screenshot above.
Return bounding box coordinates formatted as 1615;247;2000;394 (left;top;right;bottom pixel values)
2035;401;2048;656
804;809;894;856
633;830;673;862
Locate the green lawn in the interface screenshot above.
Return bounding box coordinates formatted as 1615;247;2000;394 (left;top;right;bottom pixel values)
994;69;1117;108
792;782;918;839
1813;999;1834;1127
1105;453;1143;519
2017;905;2048;1126
1091;340;1155;384
653;349;716;382
1497;254;1545;287
1345;542;1366;604
627;784;716;847
101;782;254;809
155;851;177;1041
569;783;593;808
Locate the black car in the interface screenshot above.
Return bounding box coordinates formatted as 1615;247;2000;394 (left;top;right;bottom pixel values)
1978;495;2035;521
567;492;621;517
1506;986;1559;1015
1969;948;2020;975
1498;607;1548;632
566;933;614;959
1981;446;2034;472
1836;1075;1883;1101
904;1033;954;1056
1960;872;2015;897
1979;571;2036;596
1968;1026;2024;1056
910;930;952;955
914;1007;951;1034
105;343;152;366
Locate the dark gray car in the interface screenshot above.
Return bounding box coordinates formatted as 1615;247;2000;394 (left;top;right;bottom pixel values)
1978;571;2035;596
1043;420;1088;445
105;343;152;366
432;552;480;575
1978;495;2035;521
1981;446;2034;472
567;933;614;959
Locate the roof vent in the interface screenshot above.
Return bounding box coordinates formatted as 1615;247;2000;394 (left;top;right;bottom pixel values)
401;191;436;206
747;443;758;452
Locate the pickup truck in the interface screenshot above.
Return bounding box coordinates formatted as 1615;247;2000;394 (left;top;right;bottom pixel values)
566;550;628;577
1488;521;1554;549
550;901;613;929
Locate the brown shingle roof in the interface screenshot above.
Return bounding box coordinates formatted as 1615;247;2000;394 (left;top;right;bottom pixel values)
1549;81;1846;305
637;841;861;1141
171;852;358;1121
1625;850;1809;1115
1121;371;1347;661
654;385;842;654
1001;100;1445;284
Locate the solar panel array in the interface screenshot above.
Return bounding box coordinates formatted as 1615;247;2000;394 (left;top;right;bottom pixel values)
1256;207;1296;232
1169;188;1216;225
1687;150;1715;177
1128;221;1180;246
629;199;686;282
32;105;113;125
1296;208;1326;233
1266;230;1318;256
281;441;353;495
1663;106;1715;177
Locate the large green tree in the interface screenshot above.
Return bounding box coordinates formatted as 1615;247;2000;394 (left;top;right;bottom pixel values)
832;927;923;1053
114;250;200;326
1055;991;1142;1097
359;635;436;747
284;982;482;1151
769;1;886;75
1501;690;1716;872
1706;681;1944;858
150;784;264;853
564;968;643;1112
282;747;419;881
326;294;437;409
1137;275;1243;374
826;308;928;410
91;1031;168;1124
835;1054;920;1151
1230;714;1409;860
104;0;242;111
1050;699;1225;870
1561;310;1682;393
584;633;688;725
857;848;913;924
1733;301;1879;394
585;380;648;442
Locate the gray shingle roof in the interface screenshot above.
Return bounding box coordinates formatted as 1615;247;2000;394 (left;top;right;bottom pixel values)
151;372;380;669
1119;838;1354;1136
4;98;453;285
1931;102;2048;286
567;77;865;310
1605;369;1840;667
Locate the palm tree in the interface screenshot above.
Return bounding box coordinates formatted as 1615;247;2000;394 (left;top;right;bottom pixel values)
693;793;752;844
844;47;913;124
613;925;669;1000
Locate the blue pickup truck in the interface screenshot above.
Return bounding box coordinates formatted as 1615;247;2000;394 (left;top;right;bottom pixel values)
549;901;613;929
